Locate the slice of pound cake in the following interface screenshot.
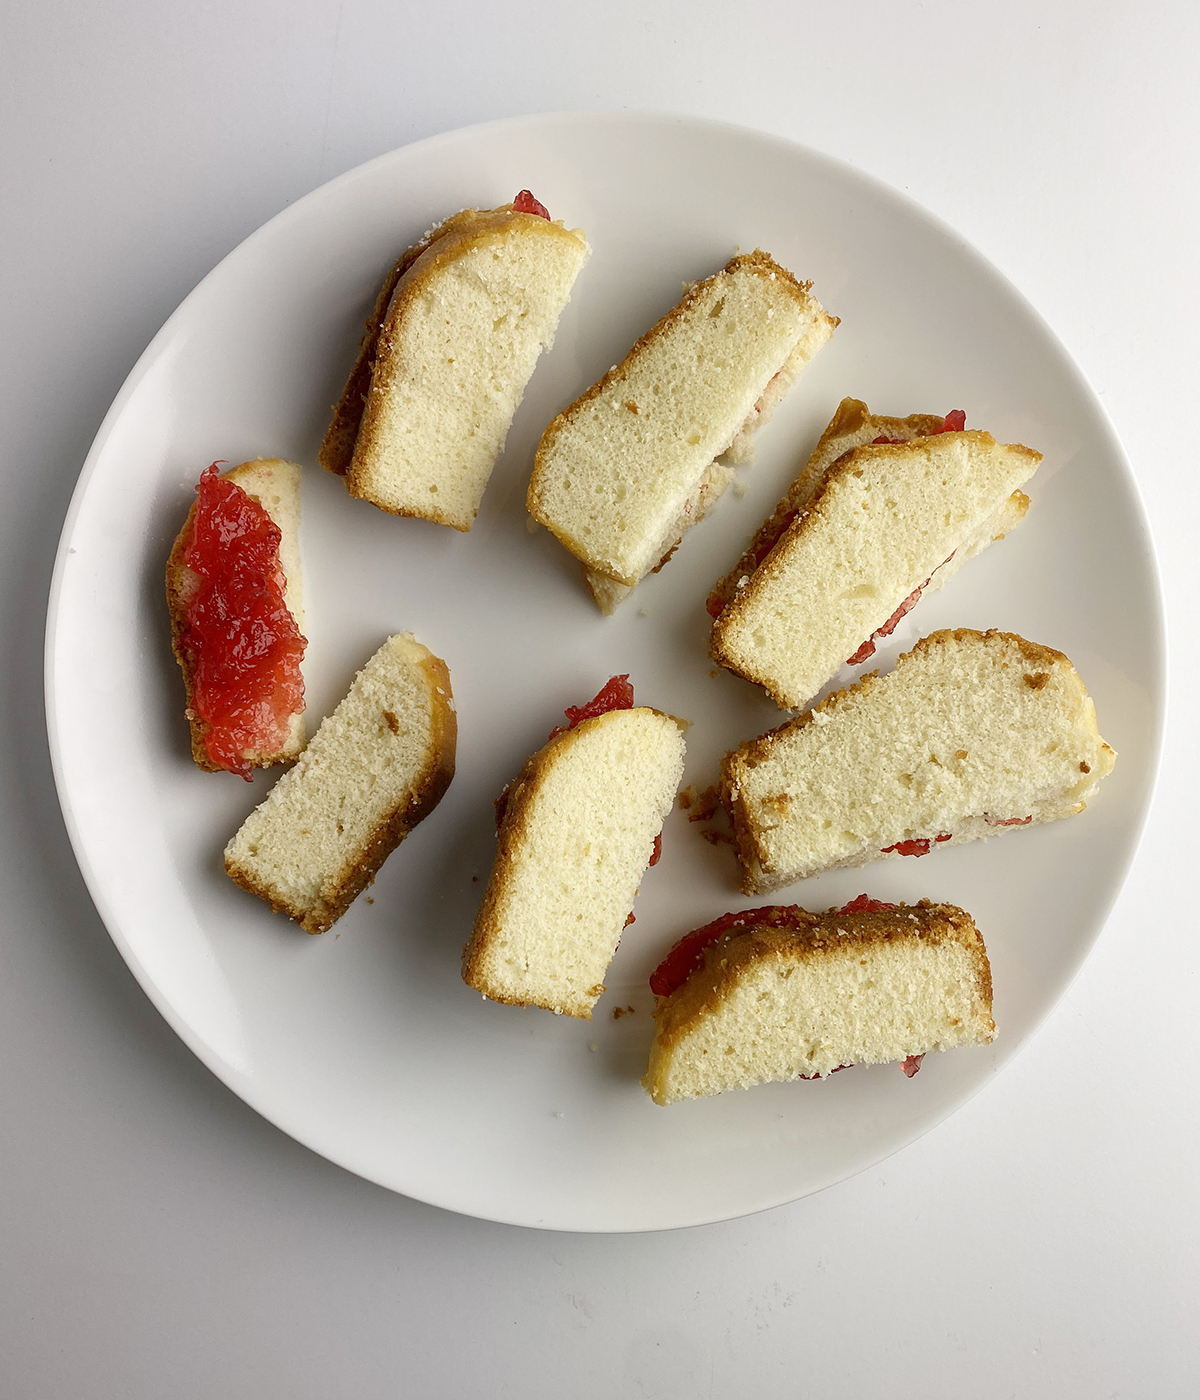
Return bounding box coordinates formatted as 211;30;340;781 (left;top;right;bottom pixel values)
527;251;837;613
721;629;1115;894
166;458;307;777
643;897;996;1105
709;399;1041;708
319;192;590;531
225;633;456;933
462;677;687;1018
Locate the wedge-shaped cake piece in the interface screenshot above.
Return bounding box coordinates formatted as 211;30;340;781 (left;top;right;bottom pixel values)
527;250;837;614
721;629;1115;894
710;398;1041;708
462;680;687;1018
643;897;995;1105
320;192;590;531
225;633;456;932
166;458;307;777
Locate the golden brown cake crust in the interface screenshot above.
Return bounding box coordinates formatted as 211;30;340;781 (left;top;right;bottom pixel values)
650;900;995;1057
223;649;457;934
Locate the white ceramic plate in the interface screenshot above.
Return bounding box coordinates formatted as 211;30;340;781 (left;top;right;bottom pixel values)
46;113;1163;1232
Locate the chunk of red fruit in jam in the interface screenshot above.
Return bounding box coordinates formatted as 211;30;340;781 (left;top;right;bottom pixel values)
513;189;550;219
549;674;634;739
835;894;897;914
901;1054;924;1077
649;833;662;867
180;465;306;780
885;838;929;857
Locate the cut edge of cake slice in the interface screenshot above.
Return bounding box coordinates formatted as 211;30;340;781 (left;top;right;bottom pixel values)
224;632;456;933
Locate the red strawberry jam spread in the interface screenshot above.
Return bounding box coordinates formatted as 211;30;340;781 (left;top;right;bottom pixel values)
882;838;929;857
513;189;550;219
985;814;1033;827
901;1054;925;1077
622;837;662;930
846;581;926;665
548;674;634;739
179;465;306;779
881;834;952;857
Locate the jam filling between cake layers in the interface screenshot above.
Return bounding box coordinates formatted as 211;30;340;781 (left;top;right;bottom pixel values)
881;812;1033;858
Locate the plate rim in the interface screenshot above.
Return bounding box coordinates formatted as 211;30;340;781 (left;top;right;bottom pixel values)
43;109;1168;1232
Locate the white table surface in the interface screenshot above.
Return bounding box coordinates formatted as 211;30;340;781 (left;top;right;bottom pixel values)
3;2;1196;1395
